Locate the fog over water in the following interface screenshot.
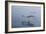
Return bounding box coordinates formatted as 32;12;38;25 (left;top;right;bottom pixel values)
12;6;41;28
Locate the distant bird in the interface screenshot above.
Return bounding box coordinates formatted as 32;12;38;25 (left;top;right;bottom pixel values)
27;15;34;18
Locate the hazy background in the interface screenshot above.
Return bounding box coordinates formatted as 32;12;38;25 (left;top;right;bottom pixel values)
12;6;41;28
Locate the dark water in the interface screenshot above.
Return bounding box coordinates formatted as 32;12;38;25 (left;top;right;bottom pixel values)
12;6;41;28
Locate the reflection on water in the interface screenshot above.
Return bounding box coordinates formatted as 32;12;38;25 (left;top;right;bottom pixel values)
22;20;34;27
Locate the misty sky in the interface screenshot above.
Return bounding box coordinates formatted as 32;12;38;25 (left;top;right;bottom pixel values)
12;6;41;28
